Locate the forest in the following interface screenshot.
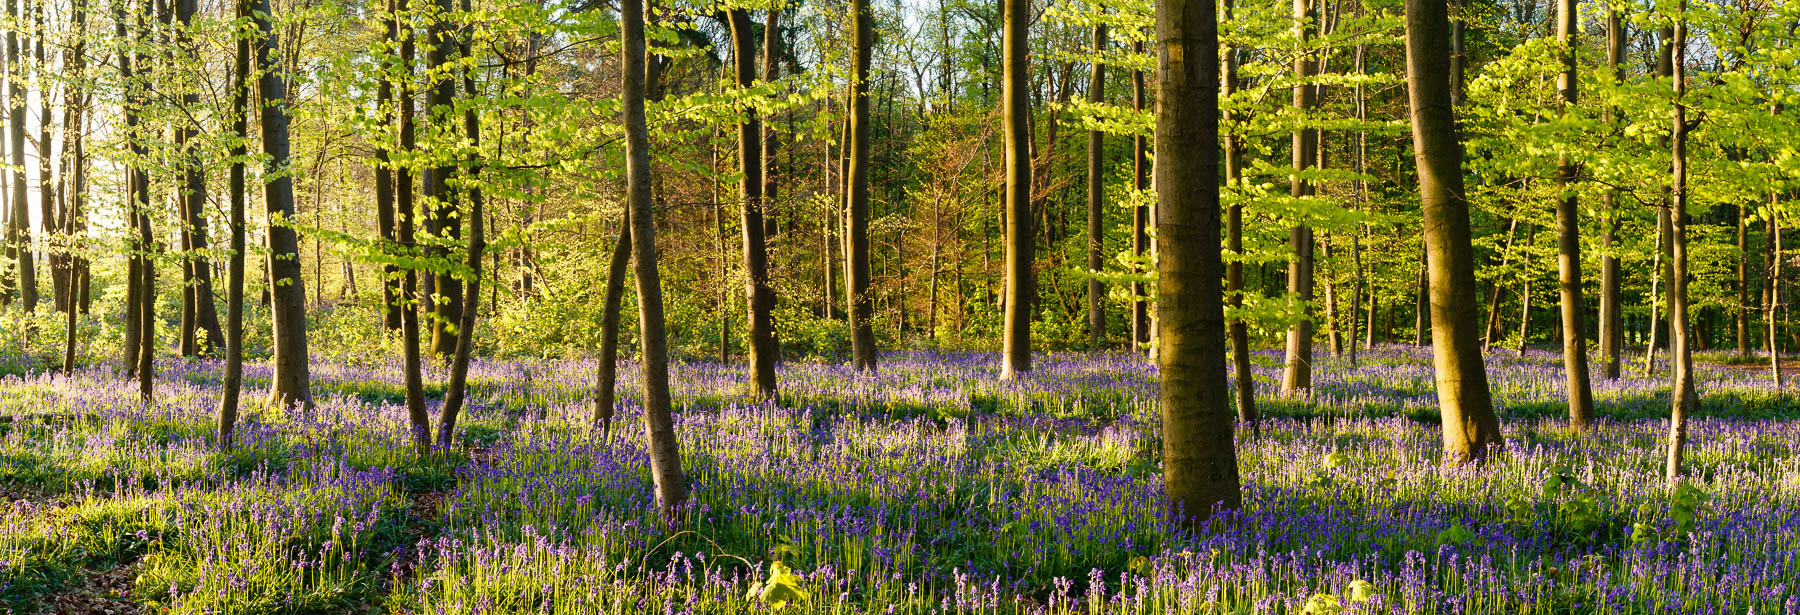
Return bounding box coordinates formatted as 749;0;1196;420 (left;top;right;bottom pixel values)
0;0;1795;608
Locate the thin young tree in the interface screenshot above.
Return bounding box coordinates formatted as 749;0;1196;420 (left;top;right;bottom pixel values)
1130;39;1149;351
1281;0;1316;396
1665;3;1696;481
846;0;877;372
998;0;1032;380
622;0;687;521
1404;0;1504;464
727;8;779;393
1553;0;1595;429
436;0;486;448
175;0;223;355
7;0;34;311
1597;4;1625;378
1223;0;1256;430
394;0;431;455
251;0;312;409
374;0;402;331
218;0;251;449
1085;21;1106;350
425;0;462;357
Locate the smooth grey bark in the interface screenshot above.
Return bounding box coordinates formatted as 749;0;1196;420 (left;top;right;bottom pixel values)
1665;9;1695;483
727;9;780;392
846;0;877;372
998;0;1032;380
252;0;312;409
219;0;250;449
1598;7;1625;377
6;0;34;312
1553;0;1594;430
1223;0;1256;430
1405;0;1504;464
1157;0;1241;524
1281;0;1316;396
622;0;688;521
1085;23;1106;350
591;223;630;436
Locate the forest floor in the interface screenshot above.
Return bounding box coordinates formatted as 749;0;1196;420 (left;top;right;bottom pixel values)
0;345;1795;614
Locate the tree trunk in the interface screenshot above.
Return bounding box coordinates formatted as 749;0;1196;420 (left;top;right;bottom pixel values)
1223;0;1256;430
1552;0;1595;429
375;1;401;331
1157;0;1241;523
1405;0;1505;464
436;0;486;448
1643;215;1666;375
1281;0;1316;396
1769;196;1784;388
1483;217;1517;351
728;9;780;393
173;0;223;355
59;0;88;372
219;0;250;448
622;0;688;521
1131;40;1149;351
1665;10;1695;482
252;0;312;409
1085;23;1107;350
592;223;630;436
1597;7;1625;376
425;0;461;358
1737;201;1750;355
1413;248;1429;345
7;0;34;312
998;0;1032;380
846;0;878;372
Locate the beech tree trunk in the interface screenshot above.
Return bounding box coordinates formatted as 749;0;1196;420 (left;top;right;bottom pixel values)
425;0;462;358
1553;0;1594;429
845;0;878;372
1405;0;1504;464
998;0;1032;380
622;0;688;521
175;0;223;355
592;224;631;436
1085;23;1106;350
1665;9;1695;482
219;0;250;448
437;0;485;448
1157;0;1241;523
1598;7;1625;377
1222;0;1256;430
728;9;780;392
1281;0;1316;396
252;0;313;409
7;0;34;312
1130;40;1149;351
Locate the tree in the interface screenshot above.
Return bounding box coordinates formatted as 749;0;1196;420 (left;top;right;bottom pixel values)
1157;0;1240;523
252;0;313;409
1553;0;1594;429
219;0;251;449
1664;2;1695;482
998;0;1032;380
394;0;430;456
1280;0;1316;397
436;0;487;448
1085;21;1106;350
6;0;34;312
425;0;462;358
1597;5;1625;379
1223;0;1256;430
623;0;687;522
175;0;223;356
846;0;877;372
1404;0;1503;464
728;8;780;393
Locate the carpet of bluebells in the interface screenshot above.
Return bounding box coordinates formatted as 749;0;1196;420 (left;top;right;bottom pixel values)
0;346;1796;614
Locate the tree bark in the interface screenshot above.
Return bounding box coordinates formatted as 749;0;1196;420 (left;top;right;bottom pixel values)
998;0;1032;380
1553;0;1594;429
592;223;630;436
1598;7;1625;376
1157;0;1241;523
1223;0;1256;430
252;0;313;409
846;0;878;372
1085;23;1107;350
174;0;223;355
728;9;780;392
1281;0;1316;396
437;0;486;448
219;0;250;448
1405;0;1504;464
425;0;461;358
623;0;688;521
1665;9;1695;482
7;0;34;312
1131;39;1149;351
